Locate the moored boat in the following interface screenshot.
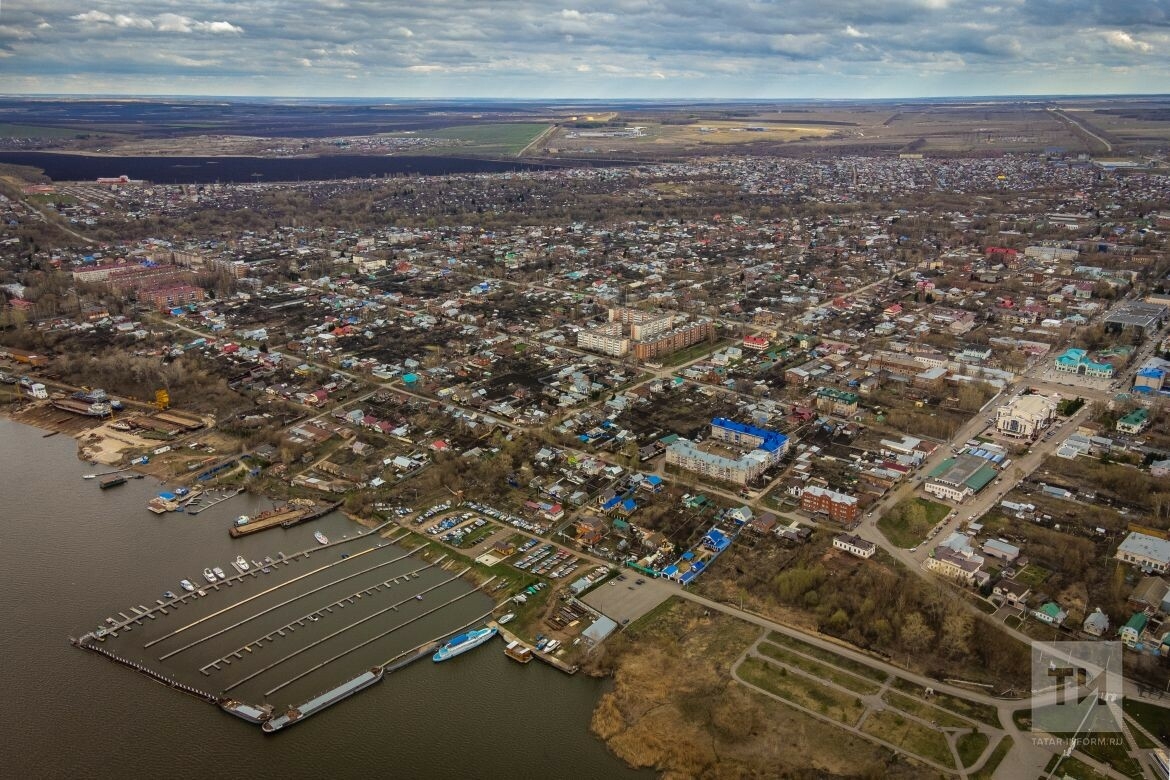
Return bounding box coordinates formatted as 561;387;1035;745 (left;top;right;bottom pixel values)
314;531;329;545
213;566;226;580
235;555;250;571
433;627;498;662
179;579;195;592
203;568;217;583
100;475;127;489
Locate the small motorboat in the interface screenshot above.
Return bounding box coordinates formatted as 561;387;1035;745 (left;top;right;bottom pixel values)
498;613;515;625
213;566;226;580
314;531;329;545
179;580;195;592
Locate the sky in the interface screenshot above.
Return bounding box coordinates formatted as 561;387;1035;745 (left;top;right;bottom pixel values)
3;1;1170;99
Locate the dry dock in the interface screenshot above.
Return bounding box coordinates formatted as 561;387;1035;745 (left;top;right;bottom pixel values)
229;500;341;537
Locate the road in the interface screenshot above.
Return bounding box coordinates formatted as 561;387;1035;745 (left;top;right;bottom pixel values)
1049;107;1113;154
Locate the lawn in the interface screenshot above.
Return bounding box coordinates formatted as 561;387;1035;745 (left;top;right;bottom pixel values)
766;631;889;683
891;677;1002;728
736;656;866;726
860;709;955;768
877;497;950;548
424;123;549;155
757;641;881;695
882;689;974;729
1044;754;1112;780
1013;563;1052;587
971;735;1012;779
956;730;990;768
1122;697;1170;745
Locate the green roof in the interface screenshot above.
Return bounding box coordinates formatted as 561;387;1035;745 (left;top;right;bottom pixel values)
928;457;957;479
965;464;998;492
1119;408;1149;426
1124;612;1149;632
1038;602;1065;619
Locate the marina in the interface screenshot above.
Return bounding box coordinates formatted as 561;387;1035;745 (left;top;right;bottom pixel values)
73;513;510;731
6;418;645;778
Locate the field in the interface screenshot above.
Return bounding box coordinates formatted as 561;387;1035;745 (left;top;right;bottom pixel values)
737;655;867;725
0;123;88;139
421;123;550;156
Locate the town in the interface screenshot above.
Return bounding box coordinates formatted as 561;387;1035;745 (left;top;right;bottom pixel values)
4;137;1170;778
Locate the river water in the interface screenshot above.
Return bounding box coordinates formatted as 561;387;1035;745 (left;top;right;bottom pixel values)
0;152;559;184
0;418;647;779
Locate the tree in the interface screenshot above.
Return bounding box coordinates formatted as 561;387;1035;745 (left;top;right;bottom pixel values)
900;612;935;654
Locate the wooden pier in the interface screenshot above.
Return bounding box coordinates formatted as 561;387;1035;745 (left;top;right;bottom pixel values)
492;623;579;675
186;488;243;515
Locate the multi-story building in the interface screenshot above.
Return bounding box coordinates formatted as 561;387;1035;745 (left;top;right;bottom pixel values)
666;418;788;486
577;307;712;361
141;285;206;311
802;485;859;524
1054;348;1114;379
924;454;998;503
925;547;984;585
815;387;859;417
995;394;1056;440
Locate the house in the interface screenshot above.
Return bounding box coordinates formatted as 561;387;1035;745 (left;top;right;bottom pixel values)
1032;602;1067;626
575;516;605;546
925;546;984;585
833;534;876;559
1116;408;1150;435
1120;612;1149;648
1082;609;1110;637
1127;576;1169;613
1115;531;1170;574
993;578;1031;607
748;512;777;534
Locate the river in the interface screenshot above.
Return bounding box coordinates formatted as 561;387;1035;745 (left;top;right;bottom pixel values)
0;152;559;184
0;418;647;779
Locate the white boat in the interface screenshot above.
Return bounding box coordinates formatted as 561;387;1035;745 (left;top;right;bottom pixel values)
235;555;250;571
497;613;515;625
82;474;96;480
314;531;329;545
213;566;226;579
203;568;217;583
179;579;195;592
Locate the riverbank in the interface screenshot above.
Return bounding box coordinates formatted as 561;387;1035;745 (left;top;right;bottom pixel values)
585;598;937;779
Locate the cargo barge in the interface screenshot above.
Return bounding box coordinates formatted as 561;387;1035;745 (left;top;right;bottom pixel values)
262;666;384;732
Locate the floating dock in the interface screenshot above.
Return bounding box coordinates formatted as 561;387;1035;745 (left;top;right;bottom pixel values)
229;501;342;537
263;667;385;733
493;623;578;675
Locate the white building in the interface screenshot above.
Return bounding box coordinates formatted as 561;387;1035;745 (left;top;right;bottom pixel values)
833;534;876;559
995;394;1056;440
1115;531;1170;574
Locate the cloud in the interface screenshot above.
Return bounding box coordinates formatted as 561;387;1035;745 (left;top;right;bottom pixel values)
1103;30;1152;53
8;1;1170;97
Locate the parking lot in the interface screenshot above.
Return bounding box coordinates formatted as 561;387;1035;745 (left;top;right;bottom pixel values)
582;574;674;626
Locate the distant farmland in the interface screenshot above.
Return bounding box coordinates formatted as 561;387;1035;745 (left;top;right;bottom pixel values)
423;123;550;156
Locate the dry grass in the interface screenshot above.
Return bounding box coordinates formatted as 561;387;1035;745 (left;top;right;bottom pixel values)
589;599;934;778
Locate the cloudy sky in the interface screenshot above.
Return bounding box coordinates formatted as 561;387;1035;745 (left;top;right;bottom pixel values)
3;1;1170;98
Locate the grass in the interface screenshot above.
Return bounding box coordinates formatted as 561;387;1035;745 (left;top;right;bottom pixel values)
956;730;990;768
971;735;1012;779
662;338;731;367
766;631;889;683
424;123;549;155
624;594;681;635
1075;735;1145;780
860;709;955;768
1013;563;1052;587
1122;697;1170;745
757;641;881;695
736;656;866;726
1045;754;1112;780
881;689;974;729
890;677;1002;728
877;497;949;548
1125;718;1157;749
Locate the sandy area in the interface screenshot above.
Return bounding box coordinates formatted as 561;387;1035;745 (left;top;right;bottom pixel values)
78;423;156;465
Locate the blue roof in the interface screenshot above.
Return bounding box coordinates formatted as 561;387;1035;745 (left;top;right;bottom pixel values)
621;498;637;511
403;373;418;383
711;417;788;453
602;496;621;510
645;474;663;485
